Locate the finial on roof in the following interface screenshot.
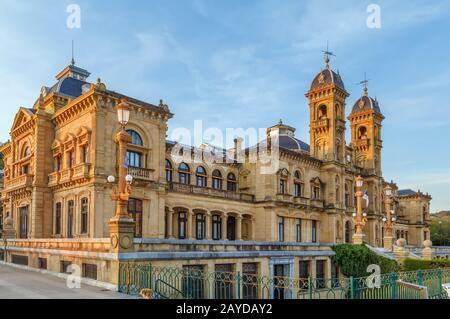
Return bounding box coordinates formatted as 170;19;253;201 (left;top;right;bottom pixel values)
71;40;75;66
357;72;370;96
279;119;283;125
159;99;170;112
322;40;335;69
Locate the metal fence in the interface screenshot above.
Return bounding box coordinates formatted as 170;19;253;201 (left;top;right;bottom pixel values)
118;263;450;299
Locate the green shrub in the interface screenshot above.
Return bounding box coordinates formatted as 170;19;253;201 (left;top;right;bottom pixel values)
403;258;450;271
332;244;399;277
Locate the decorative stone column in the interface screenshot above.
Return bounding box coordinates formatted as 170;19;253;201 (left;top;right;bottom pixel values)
167;209;174;239
187;210;194;240
221;213;228;240
422;240;434;260
236;215;243;241
205;212;212;240
393;238;410;266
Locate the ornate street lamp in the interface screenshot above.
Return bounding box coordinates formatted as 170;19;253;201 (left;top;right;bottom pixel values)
382;184;396;251
108;99;134;218
353;175;368;244
108;99;135;253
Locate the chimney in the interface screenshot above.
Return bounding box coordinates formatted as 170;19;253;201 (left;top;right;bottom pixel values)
234;137;244;163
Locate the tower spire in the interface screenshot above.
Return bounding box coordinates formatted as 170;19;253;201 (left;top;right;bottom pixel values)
322;41;335;69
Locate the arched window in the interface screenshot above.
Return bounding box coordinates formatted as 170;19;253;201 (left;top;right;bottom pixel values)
178;163;191;185
318;105;327;120
80;197;89;234
196;166;207;187
423;205;427;223
212;170;222;190
358;126;368;140
335;104;341;119
345;183;350;207
165;160;173;182
22;145;31;158
294;171;303;197
227;173;237;192
126;130;143;146
345;221;351;243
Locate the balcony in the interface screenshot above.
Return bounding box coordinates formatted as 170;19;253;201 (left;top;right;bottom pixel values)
168;182;254;202
48;172;60;187
59;168;73;183
294;196;309;206
126;166;154;182
355;139;370;150
310;199;324;209
4;174;33;192
73;163;91;180
276;193;293;202
311;118;329;131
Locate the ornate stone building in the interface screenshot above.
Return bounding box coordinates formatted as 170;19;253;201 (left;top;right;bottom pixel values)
0;56;431;287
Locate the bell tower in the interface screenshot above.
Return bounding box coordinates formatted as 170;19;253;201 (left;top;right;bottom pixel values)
348;79;384;175
305;51;349;162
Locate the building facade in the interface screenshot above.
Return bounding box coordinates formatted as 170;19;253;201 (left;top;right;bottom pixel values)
0;57;431;287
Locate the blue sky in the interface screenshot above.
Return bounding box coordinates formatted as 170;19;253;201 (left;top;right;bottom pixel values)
0;0;449;212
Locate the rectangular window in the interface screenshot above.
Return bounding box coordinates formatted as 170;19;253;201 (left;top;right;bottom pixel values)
82;263;98;280
55;202;62;235
126;150;142;168
296;219;302;242
299;260;310;290
331;262;340;288
178;212;187;239
80;198;89;234
11;255;28;266
60;261;71;274
212;215;222;240
242;263;259;299
294;183;302;197
313;186;321;200
67;151;75;168
179;172;190;185
316;260;325;289
67;201;74;238
312;220;317;243
128;199;143;238
38;258;48;270
82;145;89;163
182;265;205;299
19;206;29;239
279;179;286;194
196;214;205;240
278;217;284;242
214;264;234;299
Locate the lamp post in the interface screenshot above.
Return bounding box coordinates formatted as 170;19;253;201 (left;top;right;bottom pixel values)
352;175;368;244
382;185;396;251
108;98;135;254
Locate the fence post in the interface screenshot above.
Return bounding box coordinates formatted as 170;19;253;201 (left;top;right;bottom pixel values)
349;277;354;300
418;270;423;286
439;269;443;298
236;271;241;299
391;272;397;299
149;264;154;291
308;277;312;299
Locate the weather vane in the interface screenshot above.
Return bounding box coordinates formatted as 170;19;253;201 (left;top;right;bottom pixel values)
71;40;75;66
357;72;370;96
322;41;335;68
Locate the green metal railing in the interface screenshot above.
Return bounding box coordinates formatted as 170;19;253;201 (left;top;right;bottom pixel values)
118;263;450;299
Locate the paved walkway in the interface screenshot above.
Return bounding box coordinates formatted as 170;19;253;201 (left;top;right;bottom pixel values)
0;264;132;299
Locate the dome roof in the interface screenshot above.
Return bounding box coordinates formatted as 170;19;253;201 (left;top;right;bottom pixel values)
49;76;88;98
278;135;310;153
351;94;381;114
310;68;345;91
